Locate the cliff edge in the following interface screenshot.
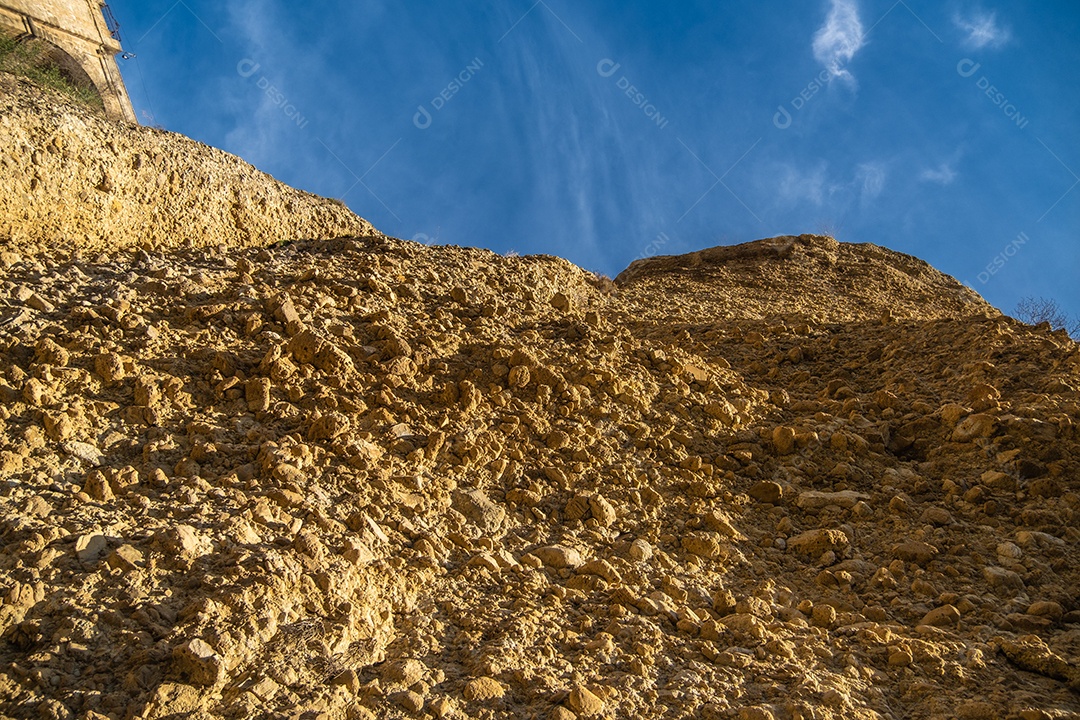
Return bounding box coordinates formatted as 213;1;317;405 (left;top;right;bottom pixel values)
0;74;378;258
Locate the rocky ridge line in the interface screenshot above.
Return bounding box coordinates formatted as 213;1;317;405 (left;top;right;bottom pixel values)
616;234;994;324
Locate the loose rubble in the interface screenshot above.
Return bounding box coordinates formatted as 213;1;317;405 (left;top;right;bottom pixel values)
1;73;1079;720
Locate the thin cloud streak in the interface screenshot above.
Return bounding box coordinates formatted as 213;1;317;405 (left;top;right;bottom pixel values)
812;0;865;84
222;0;301;167
495;8;606;264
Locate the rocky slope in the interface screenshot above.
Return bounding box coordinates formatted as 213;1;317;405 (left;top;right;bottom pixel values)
1;79;1079;720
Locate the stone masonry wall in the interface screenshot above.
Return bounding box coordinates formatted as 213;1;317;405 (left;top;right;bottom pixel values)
0;0;135;122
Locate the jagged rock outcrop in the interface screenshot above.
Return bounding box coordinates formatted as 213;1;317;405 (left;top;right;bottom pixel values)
615;234;994;323
1;77;1078;720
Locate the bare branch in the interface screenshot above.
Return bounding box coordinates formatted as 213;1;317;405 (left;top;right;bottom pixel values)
1015;296;1080;338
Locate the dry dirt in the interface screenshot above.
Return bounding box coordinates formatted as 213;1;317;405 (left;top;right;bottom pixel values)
1;76;1079;720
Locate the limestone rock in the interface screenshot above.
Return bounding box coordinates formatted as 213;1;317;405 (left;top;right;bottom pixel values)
94;353;127;383
1027;601;1063;619
788;529;849;558
567;686;604;715
796;490;867;510
749;481;783;504
628;539;653;562
81;469;113;500
173;638;225;686
681;533;724;559
952;413;997;442
588;494;617;526
919;604;960;627
463;676;505;701
64;442;104;467
891;541;939;565
75;533;107;565
452;489;505;533
154;525;212;560
246;377;271;412
383;658;426;687
533;545;583;568
772;426;796;455
106;544;144;571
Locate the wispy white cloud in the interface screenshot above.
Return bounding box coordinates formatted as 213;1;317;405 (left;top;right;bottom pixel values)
222;0;334;192
855;162;885;202
953;9;1011;49
920;162;958;185
223;0;297;163
777;161;830;206
812;0;865;84
493;8;610;266
770;160;884;210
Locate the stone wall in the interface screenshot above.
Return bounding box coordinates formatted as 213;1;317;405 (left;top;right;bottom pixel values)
0;0;135;122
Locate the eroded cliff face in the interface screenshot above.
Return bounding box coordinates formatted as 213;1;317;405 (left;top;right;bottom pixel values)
0;74;379;257
1;76;1079;720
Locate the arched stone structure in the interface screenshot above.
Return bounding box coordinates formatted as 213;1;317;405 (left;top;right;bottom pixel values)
0;0;136;123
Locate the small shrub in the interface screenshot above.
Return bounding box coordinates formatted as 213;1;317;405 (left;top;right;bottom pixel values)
1014;296;1080;338
816;220;843;239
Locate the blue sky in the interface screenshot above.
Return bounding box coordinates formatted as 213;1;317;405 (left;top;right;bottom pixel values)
109;0;1079;320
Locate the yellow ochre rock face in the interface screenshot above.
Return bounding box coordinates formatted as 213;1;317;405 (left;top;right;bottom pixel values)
0;74;379;257
1;73;1079;720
